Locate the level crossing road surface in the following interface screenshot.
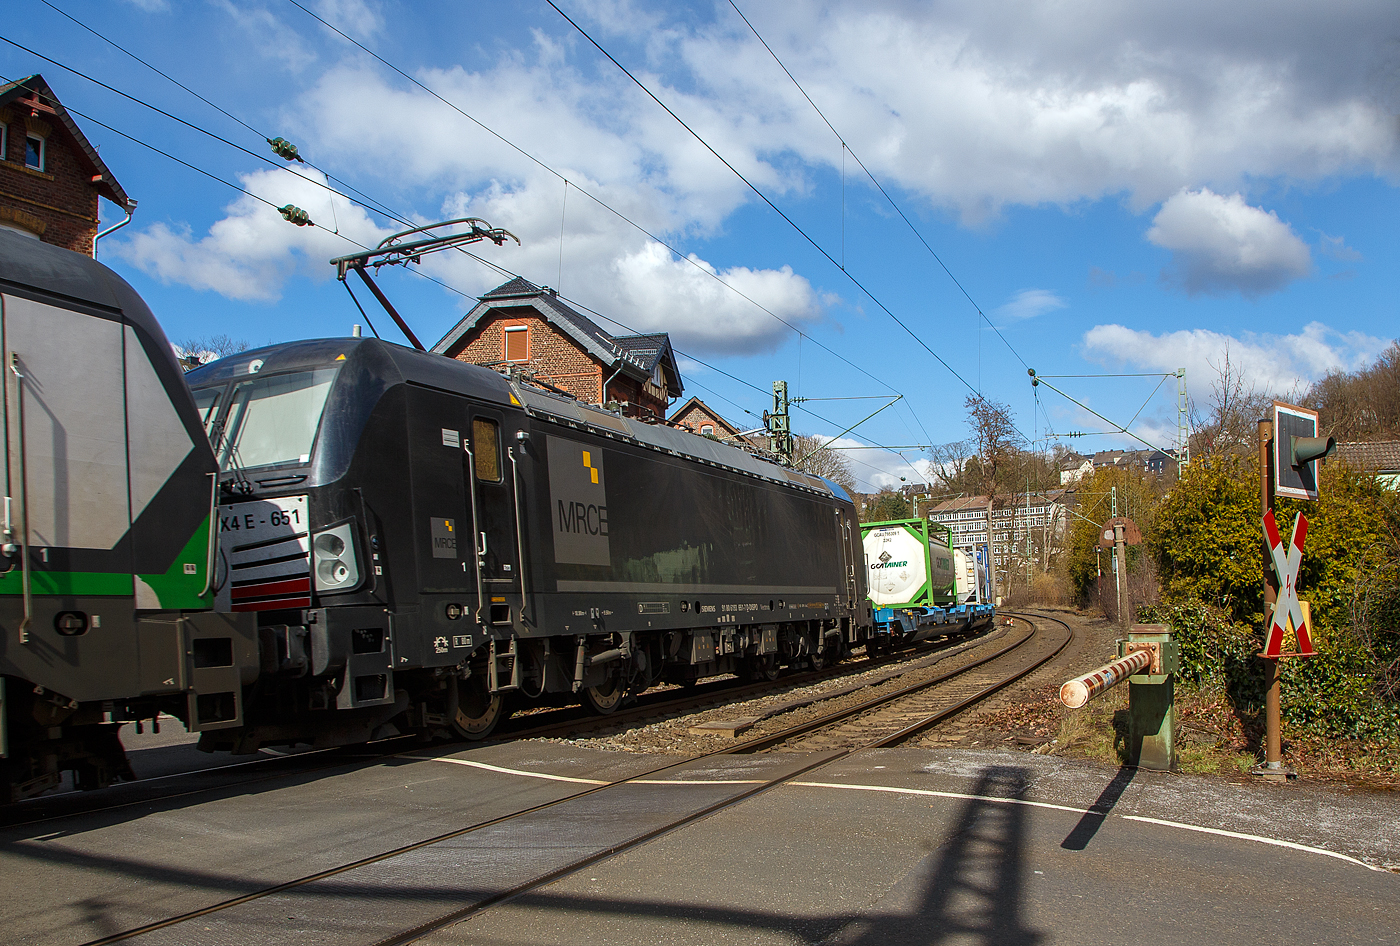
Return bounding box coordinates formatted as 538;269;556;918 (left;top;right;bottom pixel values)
0;736;1394;946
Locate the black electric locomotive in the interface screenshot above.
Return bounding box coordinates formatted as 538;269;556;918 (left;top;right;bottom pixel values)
187;337;871;746
0;230;256;801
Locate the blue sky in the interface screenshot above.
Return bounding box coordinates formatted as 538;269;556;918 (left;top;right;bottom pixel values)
5;0;1397;490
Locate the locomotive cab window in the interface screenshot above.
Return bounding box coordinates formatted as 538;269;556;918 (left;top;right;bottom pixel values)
216;366;339;471
193;386;221;438
472;418;502;482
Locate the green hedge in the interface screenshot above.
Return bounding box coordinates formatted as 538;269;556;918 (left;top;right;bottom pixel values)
1144;459;1400;740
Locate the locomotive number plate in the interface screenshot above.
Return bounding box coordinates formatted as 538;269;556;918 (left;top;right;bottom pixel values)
216;495;312;612
220;495;308;534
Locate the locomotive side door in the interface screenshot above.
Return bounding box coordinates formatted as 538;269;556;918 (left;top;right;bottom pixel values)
465;409;520;623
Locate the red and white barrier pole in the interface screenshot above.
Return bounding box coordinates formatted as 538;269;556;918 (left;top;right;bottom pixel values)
1059;649;1151;709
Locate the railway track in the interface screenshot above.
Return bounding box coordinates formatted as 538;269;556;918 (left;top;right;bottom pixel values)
3;628;989;829
73;612;1070;946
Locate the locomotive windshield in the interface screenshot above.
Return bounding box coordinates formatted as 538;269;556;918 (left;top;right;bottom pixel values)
205;366;339;471
193;386;220;437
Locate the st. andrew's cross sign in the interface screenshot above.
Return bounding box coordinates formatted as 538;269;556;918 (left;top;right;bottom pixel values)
1261;509;1316;659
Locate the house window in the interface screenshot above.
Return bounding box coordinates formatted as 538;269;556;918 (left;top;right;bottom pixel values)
701;425;714;436
503;326;528;362
25;135;44;171
0;124;7;161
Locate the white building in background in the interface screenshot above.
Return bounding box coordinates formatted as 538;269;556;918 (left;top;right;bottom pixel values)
925;491;1069;572
1059;455;1094;485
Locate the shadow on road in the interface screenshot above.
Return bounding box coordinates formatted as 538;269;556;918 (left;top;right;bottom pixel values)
1060;764;1136;851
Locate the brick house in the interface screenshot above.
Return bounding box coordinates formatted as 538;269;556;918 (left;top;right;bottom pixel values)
0;75;131;256
432;277;683;420
669;397;747;441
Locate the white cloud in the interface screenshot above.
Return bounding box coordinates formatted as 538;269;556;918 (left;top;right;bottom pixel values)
214;1;317;72
1318;232;1363;262
1146;188;1311;296
1081;321;1389;396
660;0;1400;218
110;167;391;302
996;289;1066;321
137;2;1399;349
314;0;382;39
798;435;932;492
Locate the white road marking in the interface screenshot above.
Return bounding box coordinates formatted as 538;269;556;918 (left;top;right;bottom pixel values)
788;780;1091;814
1121;815;1391;873
417;756;608;784
412;757;1393;874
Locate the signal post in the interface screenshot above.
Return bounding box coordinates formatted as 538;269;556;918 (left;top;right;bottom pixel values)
1256;402;1334;781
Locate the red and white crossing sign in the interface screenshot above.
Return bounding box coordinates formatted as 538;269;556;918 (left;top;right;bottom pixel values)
1261;509;1316;658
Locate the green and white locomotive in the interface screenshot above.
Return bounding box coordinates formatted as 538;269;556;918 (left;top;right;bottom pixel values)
0;231;255;801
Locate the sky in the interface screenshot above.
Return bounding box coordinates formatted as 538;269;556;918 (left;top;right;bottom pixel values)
4;0;1397;491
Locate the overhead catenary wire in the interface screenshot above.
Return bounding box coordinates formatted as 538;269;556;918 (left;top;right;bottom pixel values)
271;0;951;463
544;0;977;404
439;246;924;482
0;71;482;348
276;0;925;430
16;7;939;476
0;32;416;236
724;0;1031;375
33;0;416;229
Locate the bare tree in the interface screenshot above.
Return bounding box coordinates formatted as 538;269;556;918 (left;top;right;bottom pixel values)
792;434;856;494
1190;343;1272;458
1304;340;1400;441
176;334;250;371
926;439;975;493
965;395;1021;601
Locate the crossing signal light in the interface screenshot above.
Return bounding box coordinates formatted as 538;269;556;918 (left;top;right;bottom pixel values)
1290;435;1336;468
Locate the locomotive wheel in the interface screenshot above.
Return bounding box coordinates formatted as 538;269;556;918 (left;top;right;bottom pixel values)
582;677;625;715
453;676;508;739
741;654;780;683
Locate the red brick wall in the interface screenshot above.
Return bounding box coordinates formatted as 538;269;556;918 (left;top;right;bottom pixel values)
449;309;602;403
0;111;101;255
672;402;730;436
605;373;667;422
447;307;671;420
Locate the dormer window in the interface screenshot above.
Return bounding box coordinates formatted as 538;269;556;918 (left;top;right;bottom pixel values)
651;362;664;387
24;135;44;171
503;325;528;362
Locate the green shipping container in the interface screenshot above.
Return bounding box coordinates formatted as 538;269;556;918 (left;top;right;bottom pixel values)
861;517;956;609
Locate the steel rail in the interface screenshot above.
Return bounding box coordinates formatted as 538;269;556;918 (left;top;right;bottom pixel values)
372;613;1068;945
504;625;990;741
75;616;1038;946
730;617;1041;752
10;628;985;827
864;610;1075;747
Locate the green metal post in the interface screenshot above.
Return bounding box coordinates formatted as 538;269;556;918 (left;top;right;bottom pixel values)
1119;624;1178;771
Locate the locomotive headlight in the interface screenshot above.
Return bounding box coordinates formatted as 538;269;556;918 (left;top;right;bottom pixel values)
312;522;361;593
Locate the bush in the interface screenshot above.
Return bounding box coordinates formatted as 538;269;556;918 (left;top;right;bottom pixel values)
1145;460;1400;741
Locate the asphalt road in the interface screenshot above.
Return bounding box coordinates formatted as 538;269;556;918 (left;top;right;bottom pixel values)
0;736;1393;946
